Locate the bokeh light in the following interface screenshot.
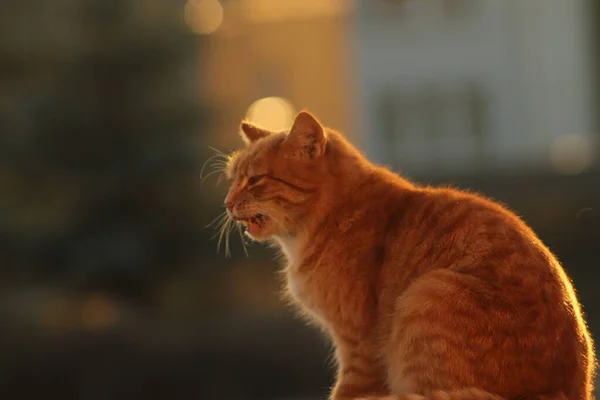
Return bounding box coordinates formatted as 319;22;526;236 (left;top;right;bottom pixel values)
81;294;119;330
245;97;296;131
184;0;223;35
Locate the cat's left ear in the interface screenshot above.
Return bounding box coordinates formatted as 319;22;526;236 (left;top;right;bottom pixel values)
240;121;271;145
286;111;326;158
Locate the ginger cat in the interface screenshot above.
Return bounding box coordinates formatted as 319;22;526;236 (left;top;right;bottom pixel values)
221;111;596;400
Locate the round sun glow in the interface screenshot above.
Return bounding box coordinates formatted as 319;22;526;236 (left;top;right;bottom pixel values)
549;133;595;175
184;0;223;35
245;97;295;131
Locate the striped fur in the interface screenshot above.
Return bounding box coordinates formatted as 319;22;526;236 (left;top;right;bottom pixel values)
223;111;595;400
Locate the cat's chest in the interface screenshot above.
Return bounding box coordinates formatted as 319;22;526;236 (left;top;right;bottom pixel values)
277;236;330;323
276;235;302;269
286;269;330;327
286;272;308;304
277;236;310;302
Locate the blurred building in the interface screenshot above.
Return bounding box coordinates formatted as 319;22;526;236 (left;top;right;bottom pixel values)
195;0;598;178
353;0;597;177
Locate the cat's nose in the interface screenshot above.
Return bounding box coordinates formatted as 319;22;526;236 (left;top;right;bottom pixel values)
225;201;235;212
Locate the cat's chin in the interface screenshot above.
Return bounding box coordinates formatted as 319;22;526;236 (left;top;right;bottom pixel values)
244;229;272;242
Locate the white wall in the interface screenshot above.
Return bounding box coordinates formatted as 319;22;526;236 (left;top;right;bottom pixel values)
352;0;594;175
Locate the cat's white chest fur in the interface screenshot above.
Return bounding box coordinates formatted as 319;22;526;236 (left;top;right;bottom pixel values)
276;235;329;328
275;234;302;268
277;236;304;302
275;234;304;300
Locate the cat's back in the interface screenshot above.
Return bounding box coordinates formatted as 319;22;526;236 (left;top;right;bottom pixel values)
407;184;584;322
379;184;594;400
391;185;579;305
394;185;550;264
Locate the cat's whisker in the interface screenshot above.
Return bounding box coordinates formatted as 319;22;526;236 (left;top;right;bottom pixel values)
200;148;232;189
217;217;232;256
237;223;249;257
200;153;225;180
225;220;232;258
205;211;228;229
215;172;226;187
201;169;226;188
212;215;227;241
208;146;229;158
209;162;227;177
210;161;228;170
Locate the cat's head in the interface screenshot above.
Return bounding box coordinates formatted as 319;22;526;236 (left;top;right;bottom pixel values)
223;110;329;242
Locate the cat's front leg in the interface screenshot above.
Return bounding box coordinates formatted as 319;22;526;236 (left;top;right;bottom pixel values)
329;349;388;400
330;369;388;400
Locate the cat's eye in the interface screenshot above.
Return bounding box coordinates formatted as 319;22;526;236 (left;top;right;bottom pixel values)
248;174;265;185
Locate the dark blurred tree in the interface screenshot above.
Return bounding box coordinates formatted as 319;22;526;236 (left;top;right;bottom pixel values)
0;0;215;303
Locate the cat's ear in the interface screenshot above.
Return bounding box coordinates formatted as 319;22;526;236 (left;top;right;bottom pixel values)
239;121;271;145
286;110;326;158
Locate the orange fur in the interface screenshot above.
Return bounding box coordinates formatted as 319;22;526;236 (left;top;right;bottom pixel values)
221;111;596;400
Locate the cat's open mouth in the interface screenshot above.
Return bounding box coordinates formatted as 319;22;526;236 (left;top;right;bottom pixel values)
233;214;268;235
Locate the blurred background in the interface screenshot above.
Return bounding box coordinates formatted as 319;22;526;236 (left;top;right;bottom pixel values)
0;0;598;399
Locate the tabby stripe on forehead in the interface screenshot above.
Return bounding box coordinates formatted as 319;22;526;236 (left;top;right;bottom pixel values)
269;176;317;194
